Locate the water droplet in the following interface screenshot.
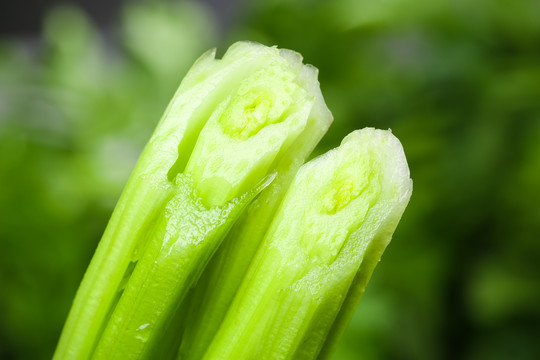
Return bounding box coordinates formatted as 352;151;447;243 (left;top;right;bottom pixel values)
136;323;150;331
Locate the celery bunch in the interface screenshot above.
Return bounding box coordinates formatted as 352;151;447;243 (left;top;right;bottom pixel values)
54;41;411;360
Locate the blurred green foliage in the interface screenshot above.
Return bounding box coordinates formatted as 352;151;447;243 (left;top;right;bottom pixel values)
1;0;539;359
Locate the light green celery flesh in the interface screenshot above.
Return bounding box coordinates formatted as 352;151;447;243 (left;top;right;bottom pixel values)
178;52;332;360
91;174;272;359
184;54;313;207
93;43;315;359
54;41;313;360
202;128;412;360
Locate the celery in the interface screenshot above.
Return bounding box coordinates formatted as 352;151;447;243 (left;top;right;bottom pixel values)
202;128;412;360
54;42;331;360
91;174;272;359
178;49;332;360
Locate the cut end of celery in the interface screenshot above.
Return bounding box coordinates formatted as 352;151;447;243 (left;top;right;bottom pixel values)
270;127;412;276
183;44;319;208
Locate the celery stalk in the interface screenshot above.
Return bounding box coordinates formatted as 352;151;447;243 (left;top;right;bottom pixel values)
178;49;332;360
91;174;273;359
202;128;412;360
54;41;330;360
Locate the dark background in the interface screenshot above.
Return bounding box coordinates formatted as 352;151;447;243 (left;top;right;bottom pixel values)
1;0;540;359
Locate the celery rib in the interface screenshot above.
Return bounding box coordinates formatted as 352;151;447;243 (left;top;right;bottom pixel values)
92;174;273;359
54;41;332;360
202;128;412;360
178;50;332;360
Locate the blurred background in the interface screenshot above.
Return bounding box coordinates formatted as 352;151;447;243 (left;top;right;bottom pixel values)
1;0;539;359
